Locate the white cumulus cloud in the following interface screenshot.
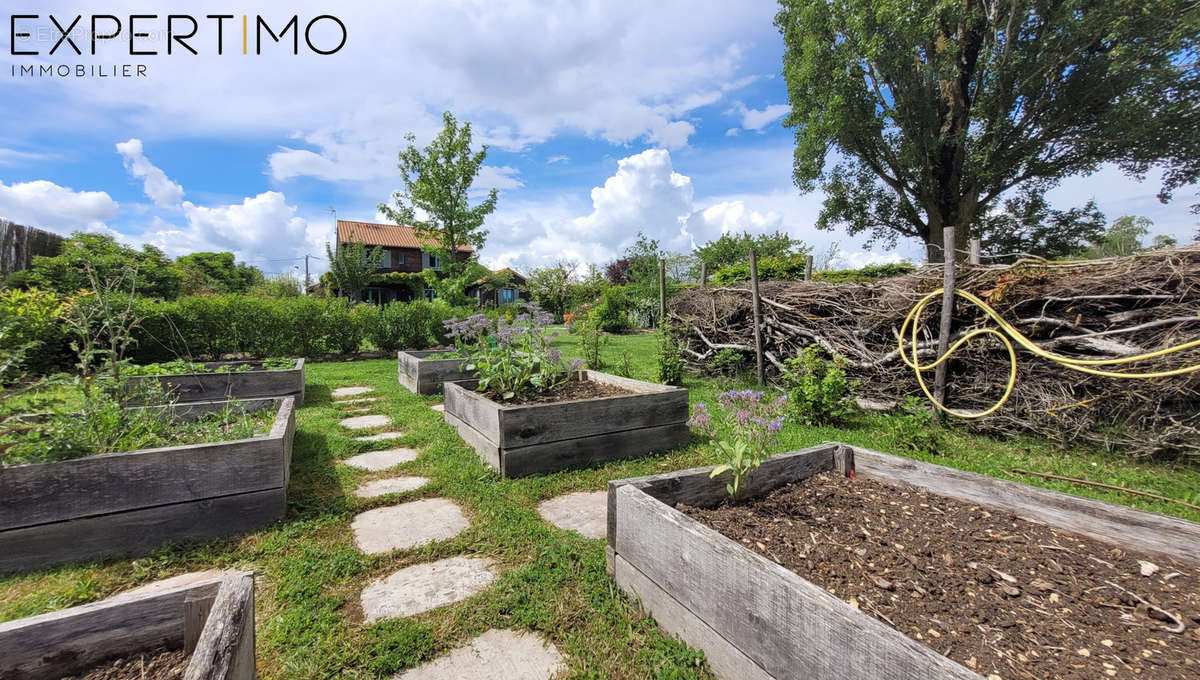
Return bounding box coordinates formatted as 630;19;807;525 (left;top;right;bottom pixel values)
0;180;118;233
115;139;185;207
732;102;791;131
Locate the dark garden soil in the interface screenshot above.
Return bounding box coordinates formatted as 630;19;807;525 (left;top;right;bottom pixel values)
503;379;633;405
59;647;188;680
681;472;1200;680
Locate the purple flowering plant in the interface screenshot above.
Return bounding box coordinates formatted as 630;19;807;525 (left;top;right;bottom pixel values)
442;301;582;401
688;389;787;499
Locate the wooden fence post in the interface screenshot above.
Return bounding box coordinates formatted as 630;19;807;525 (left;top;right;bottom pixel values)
749;249;765;385
969;238;981;266
699;262;707;288
804;254;814;281
658;258;667;326
933;228;956;414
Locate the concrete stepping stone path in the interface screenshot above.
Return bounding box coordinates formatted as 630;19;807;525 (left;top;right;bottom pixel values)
343;407;373;413
339;397;378;405
355;476;429;498
430;403;444;412
393;629;564;679
352;499;469;554
333;386;374;398
537;491;607;540
343;448;419;472
355;432;404;442
340;414;391;430
361;556;496;622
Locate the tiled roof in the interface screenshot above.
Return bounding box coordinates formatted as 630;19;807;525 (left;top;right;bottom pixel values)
335;220;474;251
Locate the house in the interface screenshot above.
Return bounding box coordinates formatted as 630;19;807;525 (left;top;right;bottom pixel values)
335;220;473;303
466;267;530;307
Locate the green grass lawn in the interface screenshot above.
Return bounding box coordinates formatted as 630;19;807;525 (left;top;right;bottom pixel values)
2;329;1197;678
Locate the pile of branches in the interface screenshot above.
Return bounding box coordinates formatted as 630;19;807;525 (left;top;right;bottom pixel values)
669;247;1200;458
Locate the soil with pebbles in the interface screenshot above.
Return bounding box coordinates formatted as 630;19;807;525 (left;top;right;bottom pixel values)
682;471;1199;680
58;647;188;680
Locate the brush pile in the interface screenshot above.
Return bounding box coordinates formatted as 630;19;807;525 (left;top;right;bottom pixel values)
669;247;1200;458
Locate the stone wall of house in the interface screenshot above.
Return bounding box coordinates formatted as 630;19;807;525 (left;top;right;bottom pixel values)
0;219;64;278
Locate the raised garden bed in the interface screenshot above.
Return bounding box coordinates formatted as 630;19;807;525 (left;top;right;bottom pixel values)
126;359;305;406
0;397;296;573
397;350;470;395
0;571;256;679
443;370;689;477
607;443;1200;680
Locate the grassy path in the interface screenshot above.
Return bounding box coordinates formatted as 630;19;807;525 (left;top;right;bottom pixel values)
2;329;1197;678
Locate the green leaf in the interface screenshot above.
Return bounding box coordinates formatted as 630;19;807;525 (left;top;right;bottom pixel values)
709;464;731;478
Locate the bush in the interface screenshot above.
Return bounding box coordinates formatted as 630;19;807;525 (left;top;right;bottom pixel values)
0;287;70;374
591;286;631;332
322;298;367;355
779;345;858;426
888;396;945;456
656;322;686;386
712;257;914;285
366;301;434;352
706;348;745;377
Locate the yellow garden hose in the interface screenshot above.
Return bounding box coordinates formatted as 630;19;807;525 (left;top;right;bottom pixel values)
898;288;1200;418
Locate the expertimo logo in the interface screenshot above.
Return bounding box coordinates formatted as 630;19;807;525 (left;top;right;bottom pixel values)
9;14;347;56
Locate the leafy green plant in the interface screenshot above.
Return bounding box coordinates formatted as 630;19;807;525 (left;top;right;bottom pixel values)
706;348;744;377
364;301;435;352
590;286;631;332
0;287;69;375
576;319;608;370
656;322;686;386
779;345;858;426
688;390;787;499
614;350;634;378
442;302;583;401
888;396;945;456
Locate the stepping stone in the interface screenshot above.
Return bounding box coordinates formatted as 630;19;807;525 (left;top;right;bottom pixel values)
339;397;378;405
430;404;444;412
356;432;404;442
394;629;564;679
343;448;419;472
361;556;497;622
341;414;391;430
343;407;373;414
537;491;607;540
355;476;429;498
333;386;374;398
352;499;469;554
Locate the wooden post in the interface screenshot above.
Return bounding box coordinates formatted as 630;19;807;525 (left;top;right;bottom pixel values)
699;262;707;288
803;254;813;281
933;227;956;415
658;258;667;325
749;249;765;386
969;238;981;266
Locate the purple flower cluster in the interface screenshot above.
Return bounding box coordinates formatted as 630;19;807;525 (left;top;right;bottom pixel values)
689;390;786;447
443;314;491;342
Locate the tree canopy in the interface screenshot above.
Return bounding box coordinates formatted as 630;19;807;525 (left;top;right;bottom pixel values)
693;230;808;270
777;0;1200;261
378;111;496;277
8;233;183;299
325;238;383;301
176;251;264;295
977;194;1106;260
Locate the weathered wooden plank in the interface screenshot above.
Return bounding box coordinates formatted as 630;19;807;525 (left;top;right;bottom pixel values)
184;590;216;655
0;398;294;531
501;423;691;477
0;575;225;680
499;387;687;448
185;573;256;680
127;359;305;406
582;369;680;394
442;382;502;443
614;555;773;680
609;443;836;512
851;446;1200;566
0;489;285;573
398;351;471;394
613;484;979;680
442;410;501;471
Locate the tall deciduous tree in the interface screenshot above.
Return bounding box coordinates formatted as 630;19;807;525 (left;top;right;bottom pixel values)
777;0;1200;261
325;236;383;301
526;260;578;318
379;111;496;277
693;230;807;270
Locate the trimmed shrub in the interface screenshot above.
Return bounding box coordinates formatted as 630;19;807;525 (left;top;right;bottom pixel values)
366;301;436;352
0;287;70;374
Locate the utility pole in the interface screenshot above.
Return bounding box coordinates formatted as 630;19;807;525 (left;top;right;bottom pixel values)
304;254;311;294
658;258;667;325
749;249;764;386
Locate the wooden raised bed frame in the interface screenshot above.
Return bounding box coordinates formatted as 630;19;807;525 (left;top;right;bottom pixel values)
397;350;471;395
607;443;1200;680
0;397;296;573
0;571;256;680
127;358;305;406
443;370;689;477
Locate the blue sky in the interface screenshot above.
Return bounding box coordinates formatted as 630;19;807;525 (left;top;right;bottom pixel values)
1;1;1195;277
